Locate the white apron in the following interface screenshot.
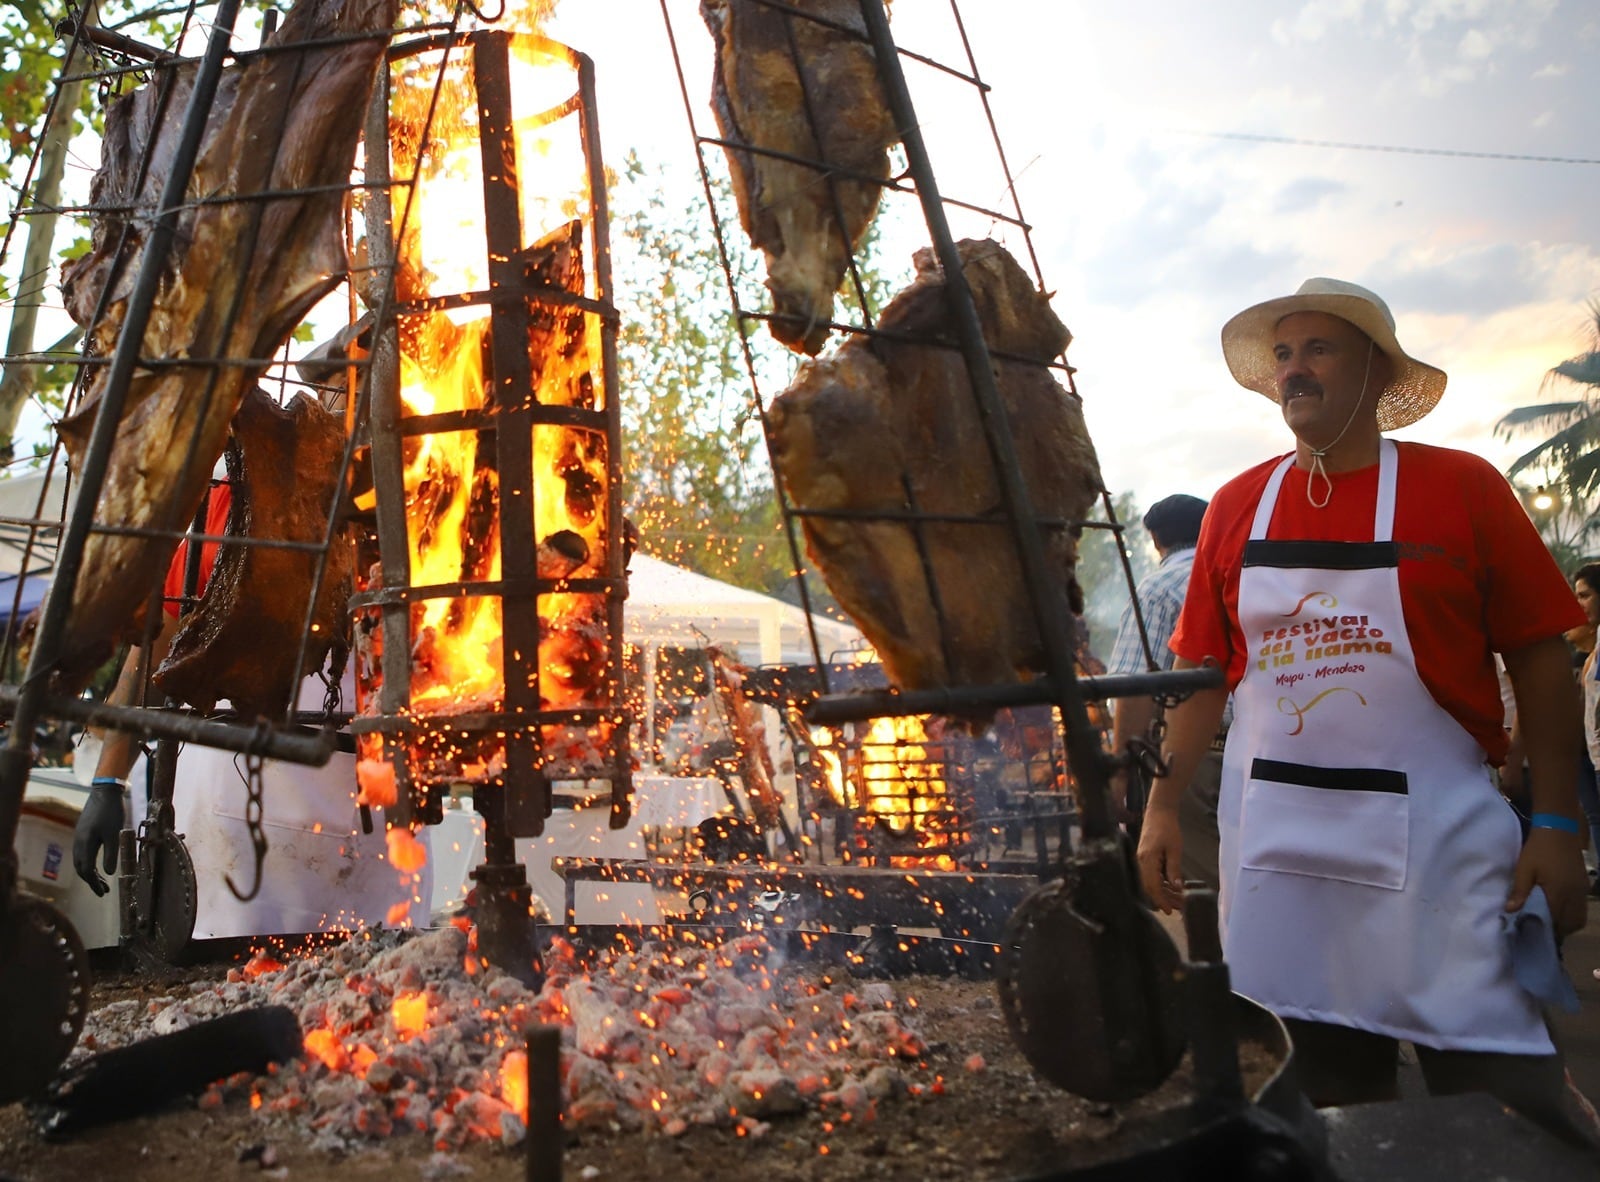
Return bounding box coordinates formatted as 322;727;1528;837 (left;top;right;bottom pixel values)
1218;440;1549;1053
170;669;430;938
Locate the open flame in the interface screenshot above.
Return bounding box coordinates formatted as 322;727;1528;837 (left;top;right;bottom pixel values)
352;29;621;803
814;715;960;868
499;1048;529;1120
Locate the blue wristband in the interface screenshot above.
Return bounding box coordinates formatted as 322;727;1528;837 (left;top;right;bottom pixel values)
90;776;128;791
1529;812;1581;835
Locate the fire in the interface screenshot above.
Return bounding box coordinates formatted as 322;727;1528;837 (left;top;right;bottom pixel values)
393;990;429;1039
386;826;429;873
499;1049;529;1120
859;715;945;833
304;1028;349;1072
356;758;398;808
812;715;959;867
352;28;617;791
243;952;286;978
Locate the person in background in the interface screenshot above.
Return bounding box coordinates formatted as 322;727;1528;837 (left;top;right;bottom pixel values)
73;483;231;896
1137;277;1592;1144
1568;563;1600;896
72;385;428;936
1105;494;1224;888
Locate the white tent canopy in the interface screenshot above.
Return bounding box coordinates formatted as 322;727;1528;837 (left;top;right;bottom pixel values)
0;472;869;666
0;468;72;577
625;553;862;666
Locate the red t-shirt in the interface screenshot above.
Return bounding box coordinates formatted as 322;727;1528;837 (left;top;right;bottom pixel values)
1171;442;1582;765
161;483;233;617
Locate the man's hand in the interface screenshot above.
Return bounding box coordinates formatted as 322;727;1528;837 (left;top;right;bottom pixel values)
72;781;126;897
1506;827;1589;937
1136;804;1185;914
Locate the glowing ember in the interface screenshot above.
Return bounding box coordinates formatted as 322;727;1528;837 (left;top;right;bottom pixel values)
73;927;932;1150
386;827;429;873
356;758;398;808
392;990;429;1039
243;952;286;978
499;1048;529;1121
303;1028;349;1072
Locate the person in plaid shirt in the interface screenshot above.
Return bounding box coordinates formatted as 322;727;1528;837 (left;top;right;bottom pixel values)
1106;494;1222;888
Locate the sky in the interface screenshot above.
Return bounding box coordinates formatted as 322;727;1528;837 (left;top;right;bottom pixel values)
6;0;1596;518
541;0;1600;513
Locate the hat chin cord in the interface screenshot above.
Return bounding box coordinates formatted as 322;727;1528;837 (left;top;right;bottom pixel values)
1302;340;1376;510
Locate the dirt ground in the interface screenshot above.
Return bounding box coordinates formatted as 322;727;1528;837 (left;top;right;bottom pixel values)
0;952;1277;1182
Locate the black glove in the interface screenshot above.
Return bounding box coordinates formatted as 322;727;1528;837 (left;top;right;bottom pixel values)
73;779;127;897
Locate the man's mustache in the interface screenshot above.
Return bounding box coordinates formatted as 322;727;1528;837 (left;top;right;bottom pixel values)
1281;376;1324;401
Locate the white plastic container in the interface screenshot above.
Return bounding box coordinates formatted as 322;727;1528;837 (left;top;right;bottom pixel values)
16;770;121;949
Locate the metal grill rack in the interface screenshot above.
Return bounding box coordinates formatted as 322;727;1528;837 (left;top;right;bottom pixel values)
0;0;637;1010
654;0;1218;851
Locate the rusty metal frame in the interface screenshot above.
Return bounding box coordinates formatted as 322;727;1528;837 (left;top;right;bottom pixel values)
354;29;632;837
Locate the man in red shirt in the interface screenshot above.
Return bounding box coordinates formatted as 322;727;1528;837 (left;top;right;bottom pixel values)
72;482;231;895
1136;278;1592;1142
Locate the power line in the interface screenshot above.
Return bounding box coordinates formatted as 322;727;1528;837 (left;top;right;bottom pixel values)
1184;129;1600;166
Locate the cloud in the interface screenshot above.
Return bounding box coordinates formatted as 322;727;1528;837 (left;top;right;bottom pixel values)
1532;63;1569;79
1273;176;1347;214
1369;243;1543;316
1458;28;1494;60
1271;0;1367;46
1368;240;1598;320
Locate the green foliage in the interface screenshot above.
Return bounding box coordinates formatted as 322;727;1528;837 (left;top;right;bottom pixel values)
1;3;191;207
1075;490;1153;660
1496;300;1600;557
609;151;899;603
0;2;194;458
610;151;788;593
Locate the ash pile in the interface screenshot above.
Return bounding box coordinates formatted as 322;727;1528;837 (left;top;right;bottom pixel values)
64;924;933;1152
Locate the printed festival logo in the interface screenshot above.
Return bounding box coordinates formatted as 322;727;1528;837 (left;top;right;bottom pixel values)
1257;590;1393;674
1284;591;1338;617
1277;686;1368;735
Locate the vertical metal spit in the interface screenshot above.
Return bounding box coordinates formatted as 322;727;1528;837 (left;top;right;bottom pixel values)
851;0;1116;836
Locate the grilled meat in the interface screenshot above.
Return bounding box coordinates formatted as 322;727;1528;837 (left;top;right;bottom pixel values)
154;388;353;719
702;0;899;355
769;239;1102;691
51;0;393;688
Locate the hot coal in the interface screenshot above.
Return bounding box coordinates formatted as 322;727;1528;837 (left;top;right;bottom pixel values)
68;925;931;1152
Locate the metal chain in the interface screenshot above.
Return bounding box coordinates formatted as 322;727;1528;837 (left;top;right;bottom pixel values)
1121;680;1210;784
224;751;269;902
1125;700;1173;784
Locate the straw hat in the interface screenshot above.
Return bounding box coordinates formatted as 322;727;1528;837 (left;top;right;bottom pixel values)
1220;278;1447;432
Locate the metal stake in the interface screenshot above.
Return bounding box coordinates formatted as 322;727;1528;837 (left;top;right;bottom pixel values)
525;1023;563;1182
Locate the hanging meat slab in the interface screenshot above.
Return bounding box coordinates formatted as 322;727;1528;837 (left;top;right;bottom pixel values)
701;0;899;356
50;0;395;689
768;239;1102;691
153;388;353;719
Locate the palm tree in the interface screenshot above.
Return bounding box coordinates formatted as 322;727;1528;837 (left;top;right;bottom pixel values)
1497;300;1600;546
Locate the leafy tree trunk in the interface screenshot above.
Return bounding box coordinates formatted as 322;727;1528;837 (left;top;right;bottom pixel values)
0;70;84;461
